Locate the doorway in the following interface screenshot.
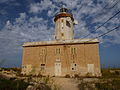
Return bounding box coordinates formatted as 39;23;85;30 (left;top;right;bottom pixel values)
55;62;61;76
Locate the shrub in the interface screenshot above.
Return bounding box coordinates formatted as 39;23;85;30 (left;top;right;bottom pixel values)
35;83;51;90
74;74;80;78
78;81;94;90
95;79;120;90
0;78;29;90
85;73;93;78
115;71;120;75
65;74;70;78
101;68;120;78
43;76;51;84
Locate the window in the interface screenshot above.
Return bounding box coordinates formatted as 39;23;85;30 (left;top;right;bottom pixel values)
61;19;64;22
71;47;76;60
71;47;76;54
42;49;46;54
40;48;46;55
55;48;61;54
66;20;71;27
71;63;77;71
39;48;47;64
41;64;45;66
41;64;45;70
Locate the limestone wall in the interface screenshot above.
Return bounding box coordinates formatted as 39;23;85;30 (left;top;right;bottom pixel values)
22;43;101;76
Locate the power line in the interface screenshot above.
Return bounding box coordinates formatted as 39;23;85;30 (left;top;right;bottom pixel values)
81;9;120;39
97;26;120;38
80;0;120;39
85;25;120;42
104;0;119;9
108;0;120;9
102;0;114;9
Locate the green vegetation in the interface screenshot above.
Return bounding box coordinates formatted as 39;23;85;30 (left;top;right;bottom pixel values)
0;67;120;90
95;68;120;90
0;67;59;90
77;68;120;90
95;79;120;90
101;68;120;78
65;74;70;78
0;78;29;90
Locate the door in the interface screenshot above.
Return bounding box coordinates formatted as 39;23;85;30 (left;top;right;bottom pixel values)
55;62;61;76
87;64;94;73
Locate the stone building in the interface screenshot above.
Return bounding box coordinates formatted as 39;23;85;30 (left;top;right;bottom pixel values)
22;8;101;77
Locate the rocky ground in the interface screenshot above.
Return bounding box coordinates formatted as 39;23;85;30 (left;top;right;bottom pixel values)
0;68;120;90
53;77;79;90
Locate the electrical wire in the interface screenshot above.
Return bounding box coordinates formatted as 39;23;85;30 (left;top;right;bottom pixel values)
81;9;120;39
80;0;120;39
85;25;120;42
104;0;119;9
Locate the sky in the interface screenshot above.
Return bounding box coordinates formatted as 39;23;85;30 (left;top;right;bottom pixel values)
0;0;120;68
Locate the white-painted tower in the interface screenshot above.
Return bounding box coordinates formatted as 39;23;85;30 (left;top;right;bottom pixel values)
54;8;76;40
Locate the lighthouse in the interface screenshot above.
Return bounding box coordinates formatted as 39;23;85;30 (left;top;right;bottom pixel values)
22;8;101;77
54;8;76;40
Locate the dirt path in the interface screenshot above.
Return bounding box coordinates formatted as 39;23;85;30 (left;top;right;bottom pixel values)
53;77;79;90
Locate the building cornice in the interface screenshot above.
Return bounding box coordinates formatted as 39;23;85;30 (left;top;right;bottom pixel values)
23;39;99;47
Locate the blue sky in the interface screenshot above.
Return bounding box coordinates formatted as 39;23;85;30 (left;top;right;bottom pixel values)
0;0;120;68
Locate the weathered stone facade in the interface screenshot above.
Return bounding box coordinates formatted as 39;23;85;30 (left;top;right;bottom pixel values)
22;8;101;77
22;39;101;76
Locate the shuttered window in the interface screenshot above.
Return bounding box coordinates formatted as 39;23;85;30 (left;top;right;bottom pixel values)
55;48;61;54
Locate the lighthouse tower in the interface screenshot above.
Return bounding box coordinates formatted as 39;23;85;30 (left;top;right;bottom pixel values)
54;8;76;40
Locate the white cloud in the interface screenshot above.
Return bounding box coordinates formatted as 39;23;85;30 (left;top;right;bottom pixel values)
0;0;120;57
52;0;79;9
29;0;55;14
0;12;53;55
29;3;40;13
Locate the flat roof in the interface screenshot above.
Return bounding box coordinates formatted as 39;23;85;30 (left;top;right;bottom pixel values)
23;39;99;47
